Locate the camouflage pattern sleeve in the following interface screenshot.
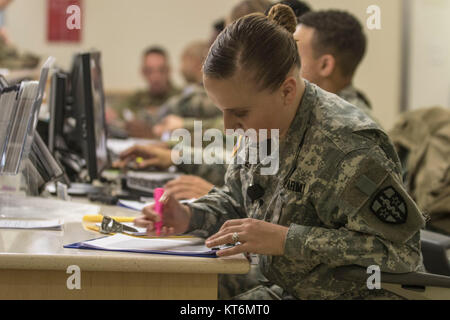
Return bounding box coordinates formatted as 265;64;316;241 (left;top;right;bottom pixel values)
0;39;40;70
186;165;247;236
283;145;425;273
176;161;227;186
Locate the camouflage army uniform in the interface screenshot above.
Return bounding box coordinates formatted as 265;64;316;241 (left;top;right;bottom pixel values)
115;84;180;124
176;155;228;187
172;133;238;187
338;85;372;114
389;106;450;234
161;84;225;185
337;85;382;128
185;80;426;300
157;83;223;132
0;38;40;70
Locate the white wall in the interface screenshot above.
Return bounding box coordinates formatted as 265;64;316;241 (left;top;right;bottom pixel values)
407;0;450;110
7;0;404;129
7;0;241;90
311;0;404;130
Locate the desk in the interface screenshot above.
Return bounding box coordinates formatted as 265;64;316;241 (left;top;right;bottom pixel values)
0;198;250;300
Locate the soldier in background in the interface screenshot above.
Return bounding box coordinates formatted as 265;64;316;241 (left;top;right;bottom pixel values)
134;5;425;300
0;0;40;71
389;106;450;235
112;46;180;138
227;0;272;25
153;41;222;137
294;10;376;121
116;42;226;190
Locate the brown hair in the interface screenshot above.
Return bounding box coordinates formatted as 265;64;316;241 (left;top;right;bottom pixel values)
203;4;300;92
299;10;367;77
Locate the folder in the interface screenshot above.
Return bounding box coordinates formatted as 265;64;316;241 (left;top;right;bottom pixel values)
64;233;218;258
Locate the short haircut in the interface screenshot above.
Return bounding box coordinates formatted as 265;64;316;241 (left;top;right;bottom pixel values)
299;10;367;77
143;46;168;59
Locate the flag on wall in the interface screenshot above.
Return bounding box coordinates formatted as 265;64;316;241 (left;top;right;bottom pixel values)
47;0;82;43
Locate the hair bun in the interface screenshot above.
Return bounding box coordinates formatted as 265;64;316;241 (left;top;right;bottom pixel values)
267;3;297;34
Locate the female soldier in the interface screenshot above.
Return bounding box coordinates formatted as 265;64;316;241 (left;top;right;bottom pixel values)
134;4;425;300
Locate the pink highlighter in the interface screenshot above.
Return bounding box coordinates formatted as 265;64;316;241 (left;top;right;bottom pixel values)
153;188;165;236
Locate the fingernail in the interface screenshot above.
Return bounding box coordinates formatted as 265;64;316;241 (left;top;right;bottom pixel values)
160;192;168;203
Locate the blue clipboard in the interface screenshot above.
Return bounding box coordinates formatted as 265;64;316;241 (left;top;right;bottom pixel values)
64;237;218;258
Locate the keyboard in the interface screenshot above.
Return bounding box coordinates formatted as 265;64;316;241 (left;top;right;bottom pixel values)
125;171;180;194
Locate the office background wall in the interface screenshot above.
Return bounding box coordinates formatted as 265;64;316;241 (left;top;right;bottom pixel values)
407;0;450;111
8;0;403;130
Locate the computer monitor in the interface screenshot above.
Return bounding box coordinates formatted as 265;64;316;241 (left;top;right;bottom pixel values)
48;52;109;183
48;72;67;155
70;52;109;182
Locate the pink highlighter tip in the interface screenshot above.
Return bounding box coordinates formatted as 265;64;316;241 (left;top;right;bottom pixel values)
154;188;165;236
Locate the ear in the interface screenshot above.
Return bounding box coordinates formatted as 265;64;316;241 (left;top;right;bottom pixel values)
317;54;336;78
280;76;298;106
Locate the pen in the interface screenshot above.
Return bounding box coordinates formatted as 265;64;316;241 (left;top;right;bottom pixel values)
153;188;165;236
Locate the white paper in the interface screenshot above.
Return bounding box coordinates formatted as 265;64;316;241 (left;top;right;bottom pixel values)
0;218;63;230
118;199;197;212
82;233;209;253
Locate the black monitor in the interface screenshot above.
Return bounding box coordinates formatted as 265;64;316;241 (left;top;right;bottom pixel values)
48;72;67;155
48;52;109;183
70;52;109;182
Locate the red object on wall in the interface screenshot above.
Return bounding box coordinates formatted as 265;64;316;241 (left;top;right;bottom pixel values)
47;0;82;42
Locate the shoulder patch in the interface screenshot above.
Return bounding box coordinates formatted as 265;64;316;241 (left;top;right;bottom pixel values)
370;187;407;224
342;154;425;243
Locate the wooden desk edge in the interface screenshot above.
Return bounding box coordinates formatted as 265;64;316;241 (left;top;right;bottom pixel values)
0;252;250;275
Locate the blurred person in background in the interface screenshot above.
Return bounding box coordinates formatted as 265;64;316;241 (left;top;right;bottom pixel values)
227;0;272;25
294;10;376;121
0;0;40;70
110;46;180;138
153;40;222;137
116;41;226;196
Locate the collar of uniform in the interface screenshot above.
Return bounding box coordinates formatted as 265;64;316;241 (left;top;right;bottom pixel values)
337;84;357;100
278;80;317;166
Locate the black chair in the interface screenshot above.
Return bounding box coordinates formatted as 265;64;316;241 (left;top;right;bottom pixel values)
333;230;450;300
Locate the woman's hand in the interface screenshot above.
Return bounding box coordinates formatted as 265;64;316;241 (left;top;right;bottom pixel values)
164;175;214;200
114;145;174;170
205;218;289;257
134;194;192;236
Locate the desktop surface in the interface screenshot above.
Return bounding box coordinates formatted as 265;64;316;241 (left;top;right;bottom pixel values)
0;197;249;299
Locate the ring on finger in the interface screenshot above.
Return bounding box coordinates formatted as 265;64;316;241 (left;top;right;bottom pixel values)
232;232;240;244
